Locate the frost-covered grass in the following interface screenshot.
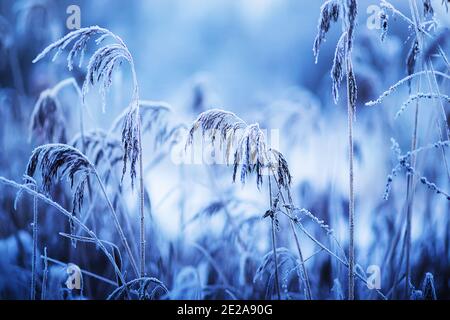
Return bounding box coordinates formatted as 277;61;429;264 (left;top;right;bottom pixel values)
0;0;448;300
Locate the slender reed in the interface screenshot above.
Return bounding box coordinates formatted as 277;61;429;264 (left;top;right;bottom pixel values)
268;176;281;300
313;0;358;299
41;247;48;300
30;178;38;300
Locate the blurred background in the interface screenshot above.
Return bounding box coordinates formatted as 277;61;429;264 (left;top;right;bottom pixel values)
0;0;449;300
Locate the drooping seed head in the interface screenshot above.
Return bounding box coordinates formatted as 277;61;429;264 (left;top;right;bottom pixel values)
331;32;347;104
313;0;341;63
25;144;94;239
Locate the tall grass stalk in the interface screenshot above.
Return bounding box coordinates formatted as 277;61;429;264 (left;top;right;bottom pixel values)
313;0;358;299
405;0;422;298
268;176;281;300
270;170;313;300
346;55;356;300
41;247;48;301
93;170;139;277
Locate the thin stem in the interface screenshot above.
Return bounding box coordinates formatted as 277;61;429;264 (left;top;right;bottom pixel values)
267;168;314;299
404;0;421;298
130;59;146;279
404;101;419;298
289;219;312;300
42;256;118;287
294;218;387;300
138;117;146;278
41;247;48;300
30;187;38;300
268;176;281;300
346;59;355;301
268;175;386;300
93;171;139;278
191;242;230;287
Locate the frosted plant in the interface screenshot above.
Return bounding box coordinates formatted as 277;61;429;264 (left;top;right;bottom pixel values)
187;109;312;300
187;108;246;158
24;144;139;276
33;26;137;113
34;26;148;277
371;1;449;297
313;0;340;64
187;109;291;189
313;0;358;300
26;144;92;232
111;100;174;153
395;92;450;118
365;71;450;107
384;139;450;201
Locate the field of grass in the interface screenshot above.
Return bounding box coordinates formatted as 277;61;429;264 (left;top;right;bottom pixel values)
0;0;449;300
